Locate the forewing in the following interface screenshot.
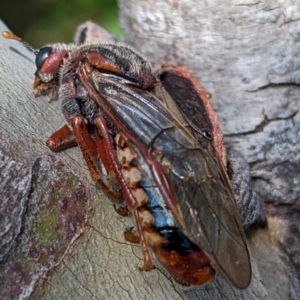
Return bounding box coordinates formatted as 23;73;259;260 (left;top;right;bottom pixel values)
159;67;251;288
154;131;251;289
92;72;251;289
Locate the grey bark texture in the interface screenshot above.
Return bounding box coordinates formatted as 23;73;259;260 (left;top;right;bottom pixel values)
0;0;299;299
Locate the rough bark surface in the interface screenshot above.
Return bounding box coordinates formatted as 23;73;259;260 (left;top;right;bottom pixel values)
0;0;299;299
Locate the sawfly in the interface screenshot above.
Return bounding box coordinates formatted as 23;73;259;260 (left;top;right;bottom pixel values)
3;30;251;289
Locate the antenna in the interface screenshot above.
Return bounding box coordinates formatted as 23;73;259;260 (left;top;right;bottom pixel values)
2;31;38;55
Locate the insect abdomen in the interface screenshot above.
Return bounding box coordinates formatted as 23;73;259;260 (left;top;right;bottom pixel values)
116;133;215;286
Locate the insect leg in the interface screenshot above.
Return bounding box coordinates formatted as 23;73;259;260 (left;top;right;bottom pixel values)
94;116;139;210
46;122;119;195
46;124;77;151
94;115;154;270
68;115;122;200
94;127;120;190
69;115;100;181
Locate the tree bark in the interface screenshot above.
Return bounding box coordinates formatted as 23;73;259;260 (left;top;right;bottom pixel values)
0;1;299;299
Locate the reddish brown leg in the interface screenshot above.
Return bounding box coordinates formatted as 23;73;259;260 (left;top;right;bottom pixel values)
94;115;154;271
68;115;122;200
70;116;100;181
133;209;155;271
46;124;77;152
94;128;118;186
94;116;138;210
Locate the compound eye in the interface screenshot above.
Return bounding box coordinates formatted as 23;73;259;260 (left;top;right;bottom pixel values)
35;46;52;70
